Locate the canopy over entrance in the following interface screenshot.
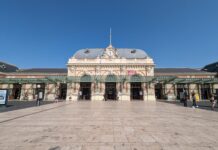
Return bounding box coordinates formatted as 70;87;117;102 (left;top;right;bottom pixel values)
80;75;92;82
130;75;143;82
105;75;118;83
0;76;217;84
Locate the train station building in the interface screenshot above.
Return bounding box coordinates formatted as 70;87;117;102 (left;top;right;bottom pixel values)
0;43;217;101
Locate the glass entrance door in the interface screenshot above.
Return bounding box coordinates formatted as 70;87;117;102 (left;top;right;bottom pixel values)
105;83;117;100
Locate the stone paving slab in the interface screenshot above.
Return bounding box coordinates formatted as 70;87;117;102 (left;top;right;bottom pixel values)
0;101;218;150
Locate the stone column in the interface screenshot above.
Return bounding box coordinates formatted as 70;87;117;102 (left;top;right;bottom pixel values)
92;81;104;101
126;82;131;101
66;83;75;101
165;84;176;101
21;84;34;100
117;82;121;100
102;82;105;95
45;84;56;100
198;84;202;100
27;84;34;100
147;83;156;101
143;83;148;101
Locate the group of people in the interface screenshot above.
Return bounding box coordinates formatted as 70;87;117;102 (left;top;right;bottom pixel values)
182;90;217;110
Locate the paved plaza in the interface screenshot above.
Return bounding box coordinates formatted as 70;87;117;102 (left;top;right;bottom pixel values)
0;101;218;150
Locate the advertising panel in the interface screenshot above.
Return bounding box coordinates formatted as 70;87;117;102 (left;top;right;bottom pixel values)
0;89;8;105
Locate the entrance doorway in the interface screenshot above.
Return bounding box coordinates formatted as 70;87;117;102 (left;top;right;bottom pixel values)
79;83;91;100
12;84;22;99
105;83;117;100
177;84;188;100
155;83;163;99
201;84;211;99
59;83;67;100
130;83;143;100
35;83;45;100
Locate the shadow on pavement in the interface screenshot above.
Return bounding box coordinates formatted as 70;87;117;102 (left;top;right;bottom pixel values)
0;100;63;113
158;99;218;112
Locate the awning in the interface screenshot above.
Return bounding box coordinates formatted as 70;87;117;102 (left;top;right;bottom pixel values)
105;75;118;83
0;76;217;84
80;75;93;82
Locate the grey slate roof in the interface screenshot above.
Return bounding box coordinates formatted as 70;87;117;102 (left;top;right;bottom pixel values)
17;68;67;74
0;61;19;72
154;68;214;74
202;61;218;72
73;48;148;59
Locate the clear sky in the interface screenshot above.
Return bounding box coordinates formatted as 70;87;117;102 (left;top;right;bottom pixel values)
0;0;217;69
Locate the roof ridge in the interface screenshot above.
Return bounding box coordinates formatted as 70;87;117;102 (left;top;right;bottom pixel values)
0;61;18;68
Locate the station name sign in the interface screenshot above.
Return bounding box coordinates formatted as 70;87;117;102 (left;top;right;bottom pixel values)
127;70;136;75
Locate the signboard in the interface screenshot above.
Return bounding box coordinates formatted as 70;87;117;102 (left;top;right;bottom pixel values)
0;89;8;105
127;70;136;75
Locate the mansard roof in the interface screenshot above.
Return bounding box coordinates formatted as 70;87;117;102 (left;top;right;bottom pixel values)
202;61;218;72
73;48;148;59
16;68;67;74
0;61;19;72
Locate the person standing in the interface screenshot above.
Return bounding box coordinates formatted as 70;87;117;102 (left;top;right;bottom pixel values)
37;91;43;106
192;92;197;108
210;94;217;110
183;90;188;107
35;94;39;106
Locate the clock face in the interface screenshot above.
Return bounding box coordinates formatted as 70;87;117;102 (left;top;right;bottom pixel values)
108;50;113;56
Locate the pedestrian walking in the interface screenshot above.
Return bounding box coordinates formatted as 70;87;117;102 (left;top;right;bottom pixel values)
192;92;197;108
183;90;188;107
210;94;217;110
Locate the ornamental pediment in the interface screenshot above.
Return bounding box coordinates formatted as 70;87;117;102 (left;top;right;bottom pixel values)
101;45;118;59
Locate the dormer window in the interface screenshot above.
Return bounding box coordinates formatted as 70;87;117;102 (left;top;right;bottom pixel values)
0;64;6;70
84;49;90;54
131;50;136;53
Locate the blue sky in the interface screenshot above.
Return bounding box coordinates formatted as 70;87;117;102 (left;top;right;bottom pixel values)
0;0;217;69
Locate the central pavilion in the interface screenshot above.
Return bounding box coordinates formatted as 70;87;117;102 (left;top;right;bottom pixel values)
67;40;155;101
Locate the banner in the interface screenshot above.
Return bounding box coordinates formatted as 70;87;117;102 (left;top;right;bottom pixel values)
127;70;136;75
0;89;8;105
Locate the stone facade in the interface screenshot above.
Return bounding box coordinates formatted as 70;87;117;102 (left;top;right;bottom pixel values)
0;47;217;101
67;45;155;101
